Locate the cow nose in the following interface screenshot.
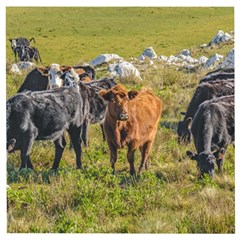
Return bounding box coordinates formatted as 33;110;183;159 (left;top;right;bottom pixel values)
119;113;128;120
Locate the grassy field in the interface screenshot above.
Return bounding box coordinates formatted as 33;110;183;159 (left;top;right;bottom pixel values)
6;7;234;233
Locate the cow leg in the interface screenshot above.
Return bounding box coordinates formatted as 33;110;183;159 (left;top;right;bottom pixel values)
127;145;136;175
68;127;82;169
216;157;224;173
80;119;89;147
139;141;153;174
100;123;106;141
109;145;117;174
19;131;36;170
26;156;34;169
52;136;66;170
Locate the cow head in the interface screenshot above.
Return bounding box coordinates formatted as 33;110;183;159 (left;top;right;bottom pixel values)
186;151;215;178
63;68;80;87
177;117;192;144
9;39;17;50
99;84;138;121
48;64;64;89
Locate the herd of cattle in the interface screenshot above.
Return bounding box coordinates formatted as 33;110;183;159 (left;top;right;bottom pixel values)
7;38;235;179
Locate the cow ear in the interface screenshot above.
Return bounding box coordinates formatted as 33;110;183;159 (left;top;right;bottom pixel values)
61;66;71;72
99;89;114;101
128;90;138;100
186;151;198;161
7;139;16;152
186;117;192;129
38;67;49;76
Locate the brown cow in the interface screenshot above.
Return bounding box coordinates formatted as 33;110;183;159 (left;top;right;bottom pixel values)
99;84;163;175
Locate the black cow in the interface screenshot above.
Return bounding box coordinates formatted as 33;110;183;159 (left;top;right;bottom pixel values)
9;37;35;62
7;87;86;170
16;45;42;63
17;67;49;93
78;78;117;145
199;68;234;83
177;80;234;143
186;95;234;178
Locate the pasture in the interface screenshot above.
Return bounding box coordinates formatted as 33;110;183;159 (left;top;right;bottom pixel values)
6;7;234;233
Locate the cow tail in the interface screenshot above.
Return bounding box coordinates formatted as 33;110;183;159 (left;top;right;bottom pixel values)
38;50;42;63
29;37;36;43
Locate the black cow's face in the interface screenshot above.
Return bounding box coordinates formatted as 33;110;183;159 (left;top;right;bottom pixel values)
187;151;215;178
197;153;215;178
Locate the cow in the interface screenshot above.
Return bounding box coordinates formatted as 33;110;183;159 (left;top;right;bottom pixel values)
16;45;42;63
177;80;234;144
186;95;234;178
9;37;35;62
17;64;95;92
199;68;234;83
99;84;163;175
7;87;86;170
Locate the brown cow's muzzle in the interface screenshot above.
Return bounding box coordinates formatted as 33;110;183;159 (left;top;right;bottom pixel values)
119;112;129;120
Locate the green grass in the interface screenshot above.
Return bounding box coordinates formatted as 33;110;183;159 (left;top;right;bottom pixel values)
6;7;233;65
6;7;234;233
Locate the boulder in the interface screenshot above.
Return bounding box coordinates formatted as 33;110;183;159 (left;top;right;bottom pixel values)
108;60;142;80
89;54;122;67
139;46;158;59
18;61;35;70
209;30;233;45
203;53;223;69
158;55;168;61
218;48;234;69
198;56;208;65
10;64;22;75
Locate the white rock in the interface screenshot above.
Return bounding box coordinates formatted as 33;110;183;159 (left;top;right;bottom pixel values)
200;43;208;48
138;55;145;61
18;61;35;70
167;55;179;63
184;56;198;64
198;56;208;65
10;64;22;75
218;48;234;69
108;60;142;80
139;46;158;59
179;49;191;56
149;60;154;65
203;53;224;69
209;30;233;45
177;54;187;61
158;55;168;61
89;54;122;67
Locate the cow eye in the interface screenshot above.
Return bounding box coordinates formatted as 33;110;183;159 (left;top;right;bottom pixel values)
111;98;115;103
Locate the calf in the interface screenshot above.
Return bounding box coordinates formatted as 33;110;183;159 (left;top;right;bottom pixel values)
99;84;162;175
7;87;85;170
186;95;234;178
177;80;234;143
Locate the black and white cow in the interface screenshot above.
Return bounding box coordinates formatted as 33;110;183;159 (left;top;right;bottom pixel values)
7;87;86;170
9;37;35;62
186;95;234;178
17;45;42;63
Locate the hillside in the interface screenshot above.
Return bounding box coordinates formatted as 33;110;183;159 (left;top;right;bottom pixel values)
6;7;234;233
